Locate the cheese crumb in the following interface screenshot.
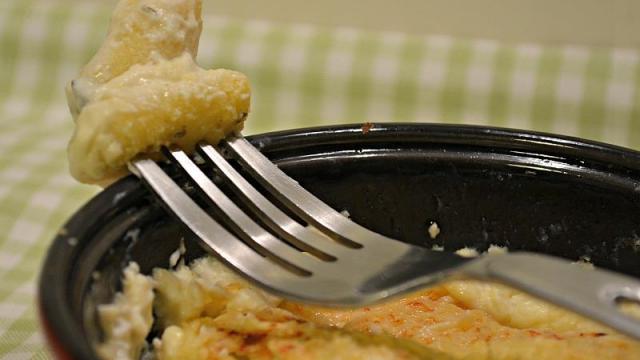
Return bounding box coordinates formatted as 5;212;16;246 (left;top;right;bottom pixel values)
487;244;508;255
427;222;440;239
454;247;480;258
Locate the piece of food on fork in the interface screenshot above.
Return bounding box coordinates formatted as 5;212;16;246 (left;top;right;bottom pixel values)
66;0;250;185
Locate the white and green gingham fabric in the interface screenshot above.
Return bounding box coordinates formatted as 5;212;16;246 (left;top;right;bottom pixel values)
2;0;640;357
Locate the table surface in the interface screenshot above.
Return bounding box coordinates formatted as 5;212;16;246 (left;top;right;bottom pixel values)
1;0;640;358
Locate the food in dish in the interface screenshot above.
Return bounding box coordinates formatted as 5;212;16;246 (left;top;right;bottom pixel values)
96;263;154;360
97;257;640;360
66;0;250;184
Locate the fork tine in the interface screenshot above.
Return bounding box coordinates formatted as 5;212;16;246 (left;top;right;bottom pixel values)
166;149;329;274
222;137;407;250
129;158;307;284
198;144;353;260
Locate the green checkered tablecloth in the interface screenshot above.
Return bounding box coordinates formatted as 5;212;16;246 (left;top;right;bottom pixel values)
2;0;640;357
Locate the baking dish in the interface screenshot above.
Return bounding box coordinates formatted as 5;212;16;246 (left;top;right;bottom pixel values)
38;123;640;359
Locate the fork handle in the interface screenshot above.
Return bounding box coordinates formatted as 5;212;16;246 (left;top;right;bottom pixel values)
465;252;640;339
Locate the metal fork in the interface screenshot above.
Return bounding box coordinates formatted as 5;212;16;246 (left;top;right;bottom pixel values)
130;135;640;339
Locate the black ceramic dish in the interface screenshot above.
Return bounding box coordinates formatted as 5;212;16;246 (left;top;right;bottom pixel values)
39;123;640;359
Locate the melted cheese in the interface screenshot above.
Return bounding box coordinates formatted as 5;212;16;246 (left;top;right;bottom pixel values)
97;258;640;360
284;287;639;359
66;0;250;184
67;0;202;118
68;53;249;183
151;257;444;360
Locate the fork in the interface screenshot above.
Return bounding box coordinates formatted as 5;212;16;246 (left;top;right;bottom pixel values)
129;135;640;339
